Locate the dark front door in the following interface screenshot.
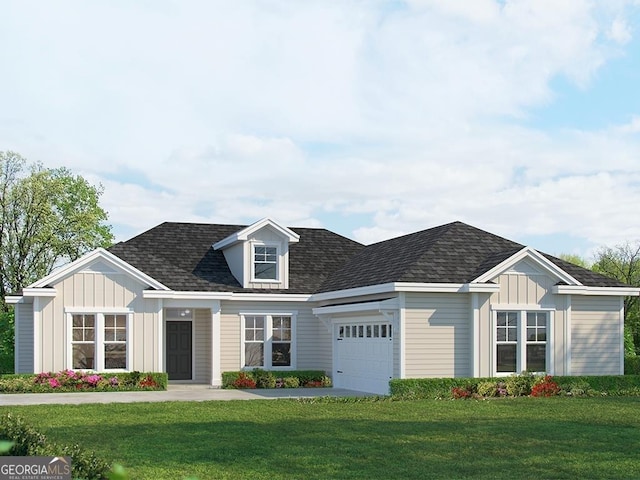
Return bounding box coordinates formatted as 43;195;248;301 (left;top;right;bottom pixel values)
166;321;192;380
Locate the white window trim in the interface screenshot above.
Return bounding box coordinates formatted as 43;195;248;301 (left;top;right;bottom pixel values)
65;309;132;372
250;242;281;283
240;312;297;370
491;306;554;377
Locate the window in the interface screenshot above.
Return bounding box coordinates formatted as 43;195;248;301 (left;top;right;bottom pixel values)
495;310;548;374
68;312;129;371
72;314;95;369
242;314;294;368
253;245;278;280
104;314;127;369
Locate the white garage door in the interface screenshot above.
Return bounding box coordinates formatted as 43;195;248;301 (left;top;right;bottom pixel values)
334;321;393;395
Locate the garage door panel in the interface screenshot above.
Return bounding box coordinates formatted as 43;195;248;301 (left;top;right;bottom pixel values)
334;320;393;395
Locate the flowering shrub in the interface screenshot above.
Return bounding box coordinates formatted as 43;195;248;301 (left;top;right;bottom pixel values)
451;386;474;399
1;370;167;393
531;375;561;397
232;372;257;389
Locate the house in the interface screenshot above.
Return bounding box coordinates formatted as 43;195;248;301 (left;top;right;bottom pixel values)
8;219;640;395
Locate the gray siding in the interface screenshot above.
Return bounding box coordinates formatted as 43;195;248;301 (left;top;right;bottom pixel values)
194;309;212;383
219;301;330;374
571;296;621;375
16;302;34;373
404;293;470;378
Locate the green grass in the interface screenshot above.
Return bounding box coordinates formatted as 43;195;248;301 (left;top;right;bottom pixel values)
2;397;640;479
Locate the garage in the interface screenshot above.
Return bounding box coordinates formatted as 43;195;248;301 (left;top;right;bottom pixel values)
333;320;394;395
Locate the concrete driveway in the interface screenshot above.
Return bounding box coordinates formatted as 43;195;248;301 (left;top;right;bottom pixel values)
0;384;375;406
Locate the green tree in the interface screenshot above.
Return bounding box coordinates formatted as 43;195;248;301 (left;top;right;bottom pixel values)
0;151;114;306
592;242;640;355
0;151;113;372
558;253;591;269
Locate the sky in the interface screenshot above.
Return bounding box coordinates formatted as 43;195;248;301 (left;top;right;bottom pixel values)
2;0;640;259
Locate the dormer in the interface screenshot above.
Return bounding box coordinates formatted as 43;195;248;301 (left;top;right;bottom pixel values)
213;218;300;289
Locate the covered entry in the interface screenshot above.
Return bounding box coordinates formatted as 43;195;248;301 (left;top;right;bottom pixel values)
334;320;393;395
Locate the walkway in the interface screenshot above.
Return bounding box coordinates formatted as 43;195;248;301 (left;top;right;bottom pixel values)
0;384;373;406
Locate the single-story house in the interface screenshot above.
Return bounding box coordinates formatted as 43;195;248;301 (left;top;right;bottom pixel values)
8;218;640;394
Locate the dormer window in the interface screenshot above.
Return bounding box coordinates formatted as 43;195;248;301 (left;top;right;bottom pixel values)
253;245;278;281
213;218;300;289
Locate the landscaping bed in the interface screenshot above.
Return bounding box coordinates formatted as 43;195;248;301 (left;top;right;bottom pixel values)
390;373;640;399
0;370;167;393
222;369;331;389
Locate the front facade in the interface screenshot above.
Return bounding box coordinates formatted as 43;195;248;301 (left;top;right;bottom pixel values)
10;219;639;395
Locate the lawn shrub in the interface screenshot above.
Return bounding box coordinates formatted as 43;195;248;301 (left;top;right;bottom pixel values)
530;375;561;397
253;369;277;388
505;371;536;396
0;371;167;393
390;374;640;399
0;413;110;479
222;369;327;389
232;373;257;389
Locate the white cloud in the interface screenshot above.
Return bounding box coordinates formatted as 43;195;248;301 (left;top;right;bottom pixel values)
1;0;640;253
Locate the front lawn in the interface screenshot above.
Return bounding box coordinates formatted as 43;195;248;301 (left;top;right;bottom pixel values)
2;397;640;479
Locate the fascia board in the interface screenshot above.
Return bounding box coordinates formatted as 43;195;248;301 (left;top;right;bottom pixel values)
213;218;300;251
29;248;169;291
472;247;582;286
312;298;400;316
311;282;484;302
229;293;310;302
142;290;310;302
5;296;25;304
22;288;58;297
143;290;234;300
552;285;640;296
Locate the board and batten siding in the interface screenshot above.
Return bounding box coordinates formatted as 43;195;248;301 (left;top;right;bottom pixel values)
15;302;34;373
36;270;160;373
571;296;622;375
482;263;568;377
492;261;557;307
404;292;470;378
219;301;331;374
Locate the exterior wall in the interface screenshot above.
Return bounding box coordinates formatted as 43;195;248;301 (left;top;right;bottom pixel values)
15;302;34;373
219;301;331;374
571;296;622;375
36;270;160;373
194;308;212;383
479;262;569;377
404;292;471;378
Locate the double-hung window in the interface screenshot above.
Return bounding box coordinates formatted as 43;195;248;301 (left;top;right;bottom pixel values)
495;310;549;374
242;314;294;368
69;311;130;371
253;245;278;280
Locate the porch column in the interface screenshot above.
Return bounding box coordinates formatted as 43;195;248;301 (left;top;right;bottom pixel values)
211;300;222;387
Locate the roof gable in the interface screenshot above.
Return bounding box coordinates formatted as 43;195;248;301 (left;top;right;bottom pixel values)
213;218;300;250
28;248;169;290
472;247;582;286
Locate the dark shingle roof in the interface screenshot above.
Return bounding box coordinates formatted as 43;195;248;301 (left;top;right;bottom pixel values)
108;220;627;294
108;222;365;293
316;221;627;292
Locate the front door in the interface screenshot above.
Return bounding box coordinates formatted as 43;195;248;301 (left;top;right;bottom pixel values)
166;321;192;380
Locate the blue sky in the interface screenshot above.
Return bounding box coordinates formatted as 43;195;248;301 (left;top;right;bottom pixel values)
2;0;640;259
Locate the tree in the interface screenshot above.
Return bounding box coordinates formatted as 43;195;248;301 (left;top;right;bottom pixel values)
592;242;640;355
0;151;114;309
558;253;591;269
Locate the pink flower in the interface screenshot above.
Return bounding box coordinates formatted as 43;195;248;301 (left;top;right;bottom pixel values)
84;374;102;386
48;378;60;388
